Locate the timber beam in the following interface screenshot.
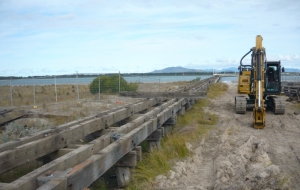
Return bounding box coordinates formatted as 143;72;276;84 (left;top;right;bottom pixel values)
0;98;167;174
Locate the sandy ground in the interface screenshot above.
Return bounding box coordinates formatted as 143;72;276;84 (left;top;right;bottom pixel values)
154;84;300;190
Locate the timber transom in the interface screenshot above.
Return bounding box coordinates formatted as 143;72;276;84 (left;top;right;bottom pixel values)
0;76;219;190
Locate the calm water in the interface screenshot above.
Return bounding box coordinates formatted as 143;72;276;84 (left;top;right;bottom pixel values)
1;75;298;86
220;76;238;83
219;75;300;83
0;75;213;86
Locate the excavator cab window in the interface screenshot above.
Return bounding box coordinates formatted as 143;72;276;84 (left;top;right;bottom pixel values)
265;62;281;95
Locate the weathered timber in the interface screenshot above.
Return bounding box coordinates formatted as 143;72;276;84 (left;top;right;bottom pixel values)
115;167;131;187
0;99;152;153
4;145;94;189
0;109;12;115
119;91;207;98
39;148;76;163
0;117;104;174
282;85;300;102
0;109;25;126
36;178;67;190
162;125;173;135
134;146;142;161
146;129;163;141
0;115;95;153
3;98;183;189
147;129;163;151
164;113;177;125
37;168;72;187
2;76;218;189
115;151;137;167
61;118;159;189
185;102;191;110
179;106;186;115
190;98;196;105
0;183;8;188
0;98;167;174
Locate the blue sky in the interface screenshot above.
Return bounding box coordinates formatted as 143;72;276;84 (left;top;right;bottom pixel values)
0;0;299;76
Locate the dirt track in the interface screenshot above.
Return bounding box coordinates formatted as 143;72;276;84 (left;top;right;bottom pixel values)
155;84;300;190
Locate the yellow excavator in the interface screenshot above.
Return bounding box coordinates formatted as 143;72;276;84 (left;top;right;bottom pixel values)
235;35;285;129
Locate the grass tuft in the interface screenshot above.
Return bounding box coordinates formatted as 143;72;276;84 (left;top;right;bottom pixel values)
207;83;228;99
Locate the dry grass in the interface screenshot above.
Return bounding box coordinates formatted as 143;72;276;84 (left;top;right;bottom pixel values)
0;82;190;109
125;83;228;190
207;83;228;99
0;84;95;108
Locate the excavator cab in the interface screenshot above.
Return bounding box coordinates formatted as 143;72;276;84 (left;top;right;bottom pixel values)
265;61;282;95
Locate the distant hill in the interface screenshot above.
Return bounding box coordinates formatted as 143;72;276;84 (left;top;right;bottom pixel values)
151;66;202;73
285;68;300;72
151;66;300;73
202;67;239;72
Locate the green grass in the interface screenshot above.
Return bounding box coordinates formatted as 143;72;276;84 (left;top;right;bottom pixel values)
89;178;107;190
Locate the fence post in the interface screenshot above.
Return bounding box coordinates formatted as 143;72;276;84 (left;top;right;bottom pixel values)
119;71;120;93
138;75;140;92
98;75;101;100
159;77;160;92
55;75;57;103
76;71;79;102
33;77;37;108
10;77;13;108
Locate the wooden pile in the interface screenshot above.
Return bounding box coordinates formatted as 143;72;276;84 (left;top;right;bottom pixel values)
282;82;300;102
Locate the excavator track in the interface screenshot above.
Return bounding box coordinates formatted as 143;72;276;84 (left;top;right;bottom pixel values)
235;96;246;114
273;97;285;114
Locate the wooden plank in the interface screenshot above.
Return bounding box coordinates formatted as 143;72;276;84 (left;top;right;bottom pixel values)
0;109;25;126
0;99;162;174
0;118;104;174
0;80;216;189
115;151;137;167
119;91;207;98
89;99;179;154
134;146;142;161
5;98;179;189
65;118;158;189
2;91;204;189
0;183;8;188
146;129;162;141
36;178;67;190
0;116;95;153
115;167;131;187
6;145;94;190
0;98;161;153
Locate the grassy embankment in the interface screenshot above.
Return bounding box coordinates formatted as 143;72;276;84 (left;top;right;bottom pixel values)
0;82;189;108
89;82;228;190
0;84;94;107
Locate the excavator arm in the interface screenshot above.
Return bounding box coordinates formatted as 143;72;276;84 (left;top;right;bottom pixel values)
253;35;266;129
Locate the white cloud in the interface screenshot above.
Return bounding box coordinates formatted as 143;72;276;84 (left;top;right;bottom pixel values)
0;0;299;76
278;55;292;61
278;54;300;62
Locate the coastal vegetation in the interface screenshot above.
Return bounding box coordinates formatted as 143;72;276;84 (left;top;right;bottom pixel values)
89;75;138;94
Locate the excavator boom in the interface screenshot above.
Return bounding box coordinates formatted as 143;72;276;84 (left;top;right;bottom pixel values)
253;35;266;128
